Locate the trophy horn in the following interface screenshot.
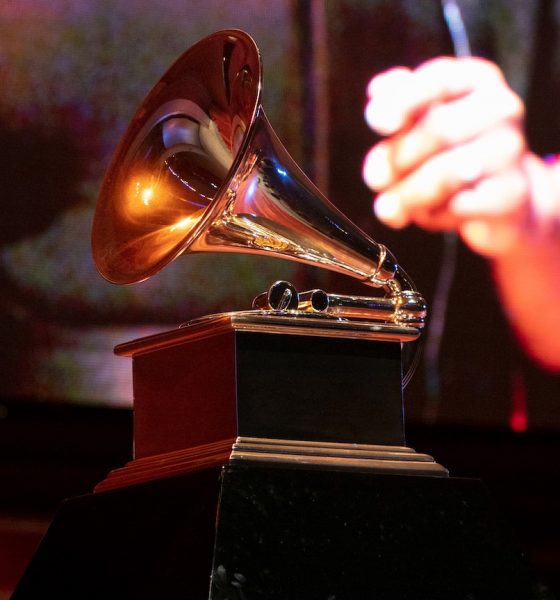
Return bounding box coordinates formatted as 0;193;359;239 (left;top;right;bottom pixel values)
92;30;425;327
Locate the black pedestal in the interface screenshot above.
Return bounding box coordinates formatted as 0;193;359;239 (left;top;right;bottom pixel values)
12;469;222;600
13;466;546;600
211;465;544;599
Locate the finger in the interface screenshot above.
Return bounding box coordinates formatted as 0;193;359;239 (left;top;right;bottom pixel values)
375;171;527;236
453;165;531;257
366;66;412;98
411;206;461;232
363;143;393;190
365;57;504;136
373;195;461;231
406;56;506;107
449;168;529;219
373;192;410;229
380;123;525;217
365;67;412;135
367;84;524;188
459;220;523;257
422;169;529;255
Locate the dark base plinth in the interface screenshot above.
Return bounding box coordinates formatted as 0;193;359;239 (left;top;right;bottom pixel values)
12;468;222;600
14;466;544;600
211;466;543;599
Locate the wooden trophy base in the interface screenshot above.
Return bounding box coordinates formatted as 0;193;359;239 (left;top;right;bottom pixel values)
96;312;445;492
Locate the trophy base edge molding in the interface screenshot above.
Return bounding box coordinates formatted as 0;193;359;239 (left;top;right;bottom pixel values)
95;435;447;493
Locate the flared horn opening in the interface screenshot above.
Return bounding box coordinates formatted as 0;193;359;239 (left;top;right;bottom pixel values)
92;30;262;284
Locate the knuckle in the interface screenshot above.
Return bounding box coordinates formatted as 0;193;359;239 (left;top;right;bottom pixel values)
402;158;451;209
464;57;504;82
367;66;411;97
502;88;525;120
493;126;526;165
417;56;457;76
507;171;530;210
421;104;460;145
506;127;526;156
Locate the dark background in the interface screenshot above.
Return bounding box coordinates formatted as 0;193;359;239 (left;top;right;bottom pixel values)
1;0;559;597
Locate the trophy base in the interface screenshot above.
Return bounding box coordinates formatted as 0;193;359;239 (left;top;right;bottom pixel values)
13;314;535;597
92;311;445;493
13;466;541;599
117;312;413;458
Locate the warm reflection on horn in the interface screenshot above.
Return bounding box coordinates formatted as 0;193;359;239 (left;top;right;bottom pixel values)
92;30;426;328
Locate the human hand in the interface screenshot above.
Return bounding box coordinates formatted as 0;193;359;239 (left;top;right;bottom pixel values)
362;57;554;257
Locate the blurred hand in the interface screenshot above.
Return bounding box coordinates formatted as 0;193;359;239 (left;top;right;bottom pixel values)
362;57;556;257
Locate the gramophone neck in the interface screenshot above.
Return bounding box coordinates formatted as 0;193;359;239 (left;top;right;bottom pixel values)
365;254;426;327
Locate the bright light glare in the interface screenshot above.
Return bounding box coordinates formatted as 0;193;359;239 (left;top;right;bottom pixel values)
126;176;160;218
141;186;154;205
169;214;200;232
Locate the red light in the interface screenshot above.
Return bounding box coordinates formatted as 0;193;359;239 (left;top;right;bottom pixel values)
509;369;528;433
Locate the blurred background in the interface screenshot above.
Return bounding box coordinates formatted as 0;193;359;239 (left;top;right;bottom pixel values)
1;0;559;597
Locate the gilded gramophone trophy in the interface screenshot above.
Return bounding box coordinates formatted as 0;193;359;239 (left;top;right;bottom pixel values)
90;28;441;483
13;30;540;600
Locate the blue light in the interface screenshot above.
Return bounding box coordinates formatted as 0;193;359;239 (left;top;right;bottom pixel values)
246;177;258;201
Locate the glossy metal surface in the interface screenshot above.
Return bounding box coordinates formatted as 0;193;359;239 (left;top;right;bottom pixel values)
92;30;425;327
251;280;299;311
184;311;421;343
93;30;260;285
230;436;448;477
252;280;427;326
311;289;427;326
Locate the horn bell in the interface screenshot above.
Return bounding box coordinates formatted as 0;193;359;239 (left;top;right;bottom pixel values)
92;30;424;325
